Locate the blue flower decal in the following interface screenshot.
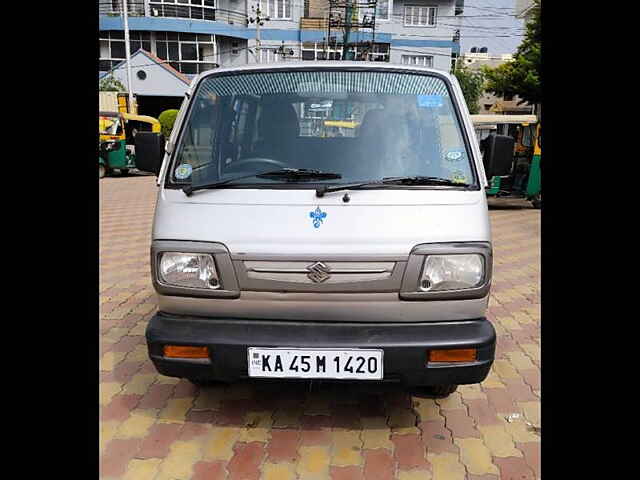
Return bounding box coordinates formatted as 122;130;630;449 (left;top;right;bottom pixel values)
309;206;327;228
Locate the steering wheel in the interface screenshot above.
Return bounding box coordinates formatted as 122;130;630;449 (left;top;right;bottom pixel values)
225;157;288;172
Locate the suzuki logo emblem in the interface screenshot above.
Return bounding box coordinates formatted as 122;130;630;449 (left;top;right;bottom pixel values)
306;262;331;283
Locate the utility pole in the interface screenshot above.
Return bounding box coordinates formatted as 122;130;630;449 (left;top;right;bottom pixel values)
342;2;351;60
328;0;376;61
121;0;135;113
248;4;270;63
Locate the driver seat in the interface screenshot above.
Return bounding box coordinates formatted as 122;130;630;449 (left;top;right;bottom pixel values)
252;103;300;163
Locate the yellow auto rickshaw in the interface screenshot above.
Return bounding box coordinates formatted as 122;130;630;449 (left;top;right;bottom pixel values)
99;111;161;178
471;114;541;209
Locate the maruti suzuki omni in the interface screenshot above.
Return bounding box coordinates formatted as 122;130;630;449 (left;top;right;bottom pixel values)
134;62;513;396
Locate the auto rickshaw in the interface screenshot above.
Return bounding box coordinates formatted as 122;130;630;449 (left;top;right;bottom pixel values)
471;114;541;209
99;111;161;179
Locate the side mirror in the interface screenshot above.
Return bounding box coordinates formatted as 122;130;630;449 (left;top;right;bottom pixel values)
482;134;514;178
135;132;165;175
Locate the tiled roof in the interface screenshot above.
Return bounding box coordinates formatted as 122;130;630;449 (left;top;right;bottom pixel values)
135;49;191;85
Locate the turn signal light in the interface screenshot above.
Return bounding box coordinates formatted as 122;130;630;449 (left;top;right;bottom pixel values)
428;348;477;363
163;345;210;359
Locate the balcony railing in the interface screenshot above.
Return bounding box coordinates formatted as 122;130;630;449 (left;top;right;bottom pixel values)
99;0;146;16
99;1;247;25
213;8;248;26
148;1;216;21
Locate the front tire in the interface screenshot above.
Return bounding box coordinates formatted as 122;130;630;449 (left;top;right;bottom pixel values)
187;378;228;387
99;164;106;179
531;193;541;209
428;384;458;397
412;384;458;398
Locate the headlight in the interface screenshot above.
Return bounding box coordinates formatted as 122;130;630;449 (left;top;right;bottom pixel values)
420;254;484;292
159;252;220;290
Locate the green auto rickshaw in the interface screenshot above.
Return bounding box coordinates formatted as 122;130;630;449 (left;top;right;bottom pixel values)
99;111;161;179
471;114;541;209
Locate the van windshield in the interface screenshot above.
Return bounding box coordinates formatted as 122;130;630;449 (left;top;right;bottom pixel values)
170;69;476;188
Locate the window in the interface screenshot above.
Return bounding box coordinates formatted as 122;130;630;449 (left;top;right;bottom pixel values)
404;6;437;27
155;32;216;74
301;42;389;62
357;0;391;24
259;48;281;63
99;31;150;71
260;0;292;20
376;0;391;21
368;43;390;62
301;42;341;61
401;55;433;67
100;0;145;16
100;31;217;74
149;0;216;21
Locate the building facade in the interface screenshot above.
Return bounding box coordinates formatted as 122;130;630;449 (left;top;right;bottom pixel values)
99;0;464;105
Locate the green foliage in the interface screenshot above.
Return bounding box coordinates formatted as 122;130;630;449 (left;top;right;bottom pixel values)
482;0;541;106
99;74;126;92
453;60;485;114
158;109;179;138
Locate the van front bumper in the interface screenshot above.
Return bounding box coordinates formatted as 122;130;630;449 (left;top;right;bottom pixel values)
146;312;496;387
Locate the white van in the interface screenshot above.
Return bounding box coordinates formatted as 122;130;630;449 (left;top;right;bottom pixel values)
134;62;513;396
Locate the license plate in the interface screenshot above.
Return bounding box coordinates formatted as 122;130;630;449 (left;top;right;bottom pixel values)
247;348;384;380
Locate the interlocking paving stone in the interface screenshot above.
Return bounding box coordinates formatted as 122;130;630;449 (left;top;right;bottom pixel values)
100;178;540;479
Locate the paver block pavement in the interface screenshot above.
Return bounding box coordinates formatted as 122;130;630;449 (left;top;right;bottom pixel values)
100;178;541;479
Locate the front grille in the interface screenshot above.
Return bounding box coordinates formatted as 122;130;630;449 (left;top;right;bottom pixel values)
245;261;395;284
233;259;407;293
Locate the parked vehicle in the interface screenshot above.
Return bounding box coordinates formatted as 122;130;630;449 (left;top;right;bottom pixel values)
99;111;161;178
471;114;541;209
134;62;514;396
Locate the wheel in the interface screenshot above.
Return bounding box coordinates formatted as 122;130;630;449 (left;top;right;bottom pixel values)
99;164;106;179
531;193;541;209
412;384;458;398
428;384;458;397
120;168;129;176
187;378;228;387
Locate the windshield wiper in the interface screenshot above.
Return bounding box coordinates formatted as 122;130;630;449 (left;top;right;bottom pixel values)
256;168;342;181
315;176;471;197
183;168;341;196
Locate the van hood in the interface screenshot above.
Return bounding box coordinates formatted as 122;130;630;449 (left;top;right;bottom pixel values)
153;188;491;256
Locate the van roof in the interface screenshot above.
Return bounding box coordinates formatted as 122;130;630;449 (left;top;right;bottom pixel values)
191;61;453;86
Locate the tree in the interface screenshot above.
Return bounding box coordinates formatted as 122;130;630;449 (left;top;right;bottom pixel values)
453;59;485;114
158;109;179;138
99;74;126;92
482;0;541;108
